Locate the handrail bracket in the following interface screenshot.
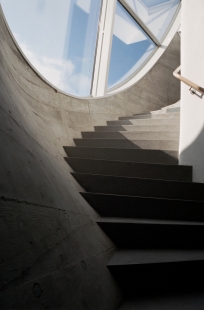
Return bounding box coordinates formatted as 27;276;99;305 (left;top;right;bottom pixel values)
189;87;203;99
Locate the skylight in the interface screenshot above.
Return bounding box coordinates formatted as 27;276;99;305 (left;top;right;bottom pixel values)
1;0;180;97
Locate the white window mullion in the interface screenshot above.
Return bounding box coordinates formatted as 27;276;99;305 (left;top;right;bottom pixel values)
91;0;117;97
119;0;161;46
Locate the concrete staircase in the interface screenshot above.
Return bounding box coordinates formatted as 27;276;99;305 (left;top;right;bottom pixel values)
64;103;204;309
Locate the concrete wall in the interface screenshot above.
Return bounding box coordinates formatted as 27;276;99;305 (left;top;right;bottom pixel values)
0;7;180;309
179;0;204;183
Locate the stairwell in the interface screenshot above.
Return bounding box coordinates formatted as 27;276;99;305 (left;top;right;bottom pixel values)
64;103;204;309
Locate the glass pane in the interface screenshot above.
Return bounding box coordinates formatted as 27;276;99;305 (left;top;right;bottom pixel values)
108;1;155;88
1;0;102;96
124;0;180;40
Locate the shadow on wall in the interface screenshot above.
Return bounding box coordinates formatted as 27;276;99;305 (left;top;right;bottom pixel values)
0;5;181;309
180;125;204;183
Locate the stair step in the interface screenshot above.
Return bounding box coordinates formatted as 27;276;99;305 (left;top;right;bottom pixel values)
64;147;178;165
124;124;180;132
107;120;133;125
94;124;180;132
119;112;180;120
81;131;179;140
107;118;180;126
131;112;152;116
161;101;180;110
66;158;191;181
72;174;204;201
95;125;127;132
118;294;204;310
80;193;204;221
108;250;204;297
150;107;180;114
74;139;179;151
96;217;204;248
166;107;180;113
108;249;204;266
109;250;204;296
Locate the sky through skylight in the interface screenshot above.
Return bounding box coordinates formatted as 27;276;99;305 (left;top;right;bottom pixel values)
0;0;180;96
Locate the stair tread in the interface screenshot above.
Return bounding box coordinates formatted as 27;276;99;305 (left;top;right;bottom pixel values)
94;124;180;132
118;293;204;310
74;139;179;151
81;191;204;203
73;173;204;201
67;158;191;181
73;171;196;184
76;138;179;141
82;130;180;133
81;131;180;140
119;112;180;120
66;157;187;167
64;147;178;164
108;249;204;266
97;217;204;226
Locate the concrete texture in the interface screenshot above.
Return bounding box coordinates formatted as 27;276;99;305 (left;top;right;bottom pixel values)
94;123;180;131
0;4;180;309
119;112;180;120
71;173;204;200
107;117;180;125
65;147;179;164
69;106;204;308
74;138;179;150
81;130;180;140
66;158;192;181
119;294;204;310
81;192;204;221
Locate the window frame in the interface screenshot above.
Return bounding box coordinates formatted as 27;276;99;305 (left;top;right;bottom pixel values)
91;0;181;97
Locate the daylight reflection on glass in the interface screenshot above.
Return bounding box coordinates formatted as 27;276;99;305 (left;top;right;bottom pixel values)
124;0;180;40
1;0;180;96
1;0;102;96
64;0;102;95
108;1;155;88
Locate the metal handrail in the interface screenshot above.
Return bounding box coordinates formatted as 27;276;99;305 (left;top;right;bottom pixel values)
173;65;204;99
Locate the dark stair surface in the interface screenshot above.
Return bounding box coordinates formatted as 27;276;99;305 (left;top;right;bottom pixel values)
80;192;204;221
64;147;178;164
64;105;204;309
74;138;179;150
66;158;192;181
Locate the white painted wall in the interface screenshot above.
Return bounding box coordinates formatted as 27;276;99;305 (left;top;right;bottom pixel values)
179;0;204;182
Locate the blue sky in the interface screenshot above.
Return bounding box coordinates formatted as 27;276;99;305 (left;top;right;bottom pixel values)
0;0;179;95
108;1;155;88
0;0;101;96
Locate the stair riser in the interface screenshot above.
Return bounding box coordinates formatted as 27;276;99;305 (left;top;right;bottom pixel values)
66;158;192;181
72;174;204;201
119;113;180;120
64;147;178;165
107;118;180;126
124;124;180;132
81;193;204;221
94;124;180;132
98;222;204;249
148;107;180;115
74;139;179;151
81;131;179;140
162;102;180;110
109;261;204;296
95;126;127;132
166;107;180;113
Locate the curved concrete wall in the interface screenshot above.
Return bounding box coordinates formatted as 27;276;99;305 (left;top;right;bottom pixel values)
0;7;180;309
179;0;204;183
